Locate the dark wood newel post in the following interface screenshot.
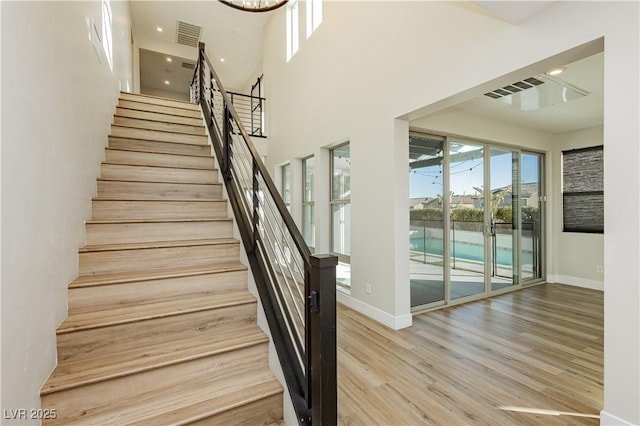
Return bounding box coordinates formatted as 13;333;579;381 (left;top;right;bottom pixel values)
309;254;338;426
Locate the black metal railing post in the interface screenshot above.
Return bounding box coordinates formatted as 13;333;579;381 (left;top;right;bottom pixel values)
197;42;205;103
222;104;231;181
252;159;260;253
308;254;338;426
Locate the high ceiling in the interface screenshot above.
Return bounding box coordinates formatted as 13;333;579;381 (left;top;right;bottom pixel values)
130;1;275;92
139;49;196;95
130;1;602;135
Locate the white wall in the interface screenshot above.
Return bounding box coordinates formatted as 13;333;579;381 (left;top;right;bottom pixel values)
262;1;639;424
1;1;132;422
549;126;604;290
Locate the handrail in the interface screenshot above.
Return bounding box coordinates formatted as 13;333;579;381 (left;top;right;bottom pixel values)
190;42;337;426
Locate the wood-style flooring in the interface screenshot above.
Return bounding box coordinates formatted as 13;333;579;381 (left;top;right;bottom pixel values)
337;284;603;425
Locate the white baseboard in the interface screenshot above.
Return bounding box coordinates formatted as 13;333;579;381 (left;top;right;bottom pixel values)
337;292;412;330
600;410;636;425
547;274;603;291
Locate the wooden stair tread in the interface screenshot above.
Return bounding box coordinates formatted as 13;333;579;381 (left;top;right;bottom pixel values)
105;147;214;160
58;291;256;334
79;238;237;253
116;107;204;127
116;100;202;119
86;218;231;224
97;177;219;186
114;113;204;128
70;262;247;288
54;370;281;425
110;125;208;146
120;92;200;110
135;376;282;426
92;197;224;202
108;136;212;156
43;323;268;394
102;161;216;171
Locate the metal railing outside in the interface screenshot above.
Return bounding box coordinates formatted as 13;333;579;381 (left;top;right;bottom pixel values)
190;43;337;426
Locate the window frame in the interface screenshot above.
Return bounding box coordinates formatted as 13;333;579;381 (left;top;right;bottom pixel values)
302;156;315;250
286;0;299;61
306;0;323;38
330;143;351;264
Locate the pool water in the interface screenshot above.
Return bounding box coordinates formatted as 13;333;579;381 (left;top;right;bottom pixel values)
410;237;533;266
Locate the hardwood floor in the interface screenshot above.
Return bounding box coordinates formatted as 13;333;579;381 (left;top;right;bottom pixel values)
337;284;603;425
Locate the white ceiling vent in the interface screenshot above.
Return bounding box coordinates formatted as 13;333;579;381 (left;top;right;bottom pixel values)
484;77;545;99
483;75;589;111
176;20;202;48
181;62;195;70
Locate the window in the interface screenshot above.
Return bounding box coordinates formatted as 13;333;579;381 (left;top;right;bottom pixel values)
562;145;603;233
306;0;322;38
101;0;113;70
330;144;350;262
286;0;299;61
302;156;315;249
281;163;291;211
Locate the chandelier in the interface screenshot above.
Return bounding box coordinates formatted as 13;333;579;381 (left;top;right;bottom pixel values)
218;0;288;12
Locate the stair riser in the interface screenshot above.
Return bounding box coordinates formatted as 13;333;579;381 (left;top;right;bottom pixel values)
188;394;284;426
116;107;204;127
105;149;216;170
108;137;211;157
100;164;218;184
68;270;248;314
111;125;208;146
97;180;222;200
114;116;205;136
85;221;233;245
57;303;258;352
79;243;240;274
118;99;202;118
42;343;269;424
120;93;200;111
92;200;227;220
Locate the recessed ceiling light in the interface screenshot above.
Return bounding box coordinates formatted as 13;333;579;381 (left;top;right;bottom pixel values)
164;80;170;85
546;67;566;76
156;26;163;32
220;58;225;62
166;57;172;62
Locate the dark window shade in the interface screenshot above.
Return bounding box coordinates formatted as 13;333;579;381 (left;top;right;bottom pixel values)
562;146;604;233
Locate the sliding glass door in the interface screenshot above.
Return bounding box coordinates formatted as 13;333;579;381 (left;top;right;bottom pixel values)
409;134;544;311
409;134;445;307
521;152;544;282
449;141;486;300
489;147;518;291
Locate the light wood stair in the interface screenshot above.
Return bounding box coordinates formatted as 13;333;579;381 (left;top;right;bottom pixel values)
41;92;284;425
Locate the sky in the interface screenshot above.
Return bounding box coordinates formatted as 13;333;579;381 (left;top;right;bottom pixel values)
410;151;541;199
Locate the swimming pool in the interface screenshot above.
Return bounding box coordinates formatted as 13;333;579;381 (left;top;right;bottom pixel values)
410;237;533;266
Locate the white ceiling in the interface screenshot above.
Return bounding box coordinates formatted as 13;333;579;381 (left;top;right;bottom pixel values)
139;49;196;94
130;1;603;135
449;52;604;134
130;1;275;92
472;1;556;24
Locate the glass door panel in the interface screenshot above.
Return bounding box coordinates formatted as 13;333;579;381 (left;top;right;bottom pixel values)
521;153;543;282
409;134;445;307
489;147;517;291
449;141;485;300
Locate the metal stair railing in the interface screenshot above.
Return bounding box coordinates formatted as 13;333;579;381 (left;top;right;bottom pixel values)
190;42;337;426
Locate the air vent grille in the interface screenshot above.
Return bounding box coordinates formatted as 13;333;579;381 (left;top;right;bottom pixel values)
176;20;202;48
181;62;195;70
484;76;545;99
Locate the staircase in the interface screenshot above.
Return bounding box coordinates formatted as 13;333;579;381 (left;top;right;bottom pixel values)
40;92;284;425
